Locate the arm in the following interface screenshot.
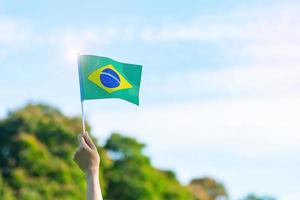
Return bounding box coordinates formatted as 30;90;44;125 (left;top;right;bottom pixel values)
86;170;102;200
73;132;103;200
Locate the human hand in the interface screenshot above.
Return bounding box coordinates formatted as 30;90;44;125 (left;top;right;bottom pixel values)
73;132;100;175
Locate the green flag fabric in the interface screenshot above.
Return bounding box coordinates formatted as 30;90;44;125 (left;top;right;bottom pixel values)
78;55;142;105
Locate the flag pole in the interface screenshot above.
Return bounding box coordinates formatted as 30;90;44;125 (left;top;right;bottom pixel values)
80;100;86;134
77;53;86;135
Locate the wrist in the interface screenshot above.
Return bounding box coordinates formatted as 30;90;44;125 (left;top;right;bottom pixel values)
86;167;99;178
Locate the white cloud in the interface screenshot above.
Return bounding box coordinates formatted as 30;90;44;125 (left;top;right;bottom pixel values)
49;27;136;61
141;4;300;43
2;3;299;67
0;17;135;64
90;97;300;158
0;18;33;49
150;64;300;99
141;4;300;64
140;3;300;110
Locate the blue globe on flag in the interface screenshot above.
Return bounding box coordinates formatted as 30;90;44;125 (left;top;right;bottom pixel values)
100;68;121;88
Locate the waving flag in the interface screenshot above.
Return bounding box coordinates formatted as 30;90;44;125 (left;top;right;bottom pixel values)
78;55;142;105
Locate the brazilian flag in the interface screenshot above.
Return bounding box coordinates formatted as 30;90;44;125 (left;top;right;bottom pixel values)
78;55;142;105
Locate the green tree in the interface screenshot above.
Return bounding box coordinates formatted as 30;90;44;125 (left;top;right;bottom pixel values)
188;177;228;200
0;104;89;199
0;104;194;199
104;133;195;200
0;170;16;200
240;194;276;200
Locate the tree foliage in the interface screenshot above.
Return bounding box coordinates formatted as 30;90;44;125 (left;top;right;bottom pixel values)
188;177;228;200
0;104;86;199
104;133;194;200
240;194;276;200
0;104;193;199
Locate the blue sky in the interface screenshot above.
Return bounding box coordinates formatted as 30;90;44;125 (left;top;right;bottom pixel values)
1;0;300;199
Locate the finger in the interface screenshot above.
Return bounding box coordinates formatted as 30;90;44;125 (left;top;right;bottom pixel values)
83;132;97;150
78;135;92;151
